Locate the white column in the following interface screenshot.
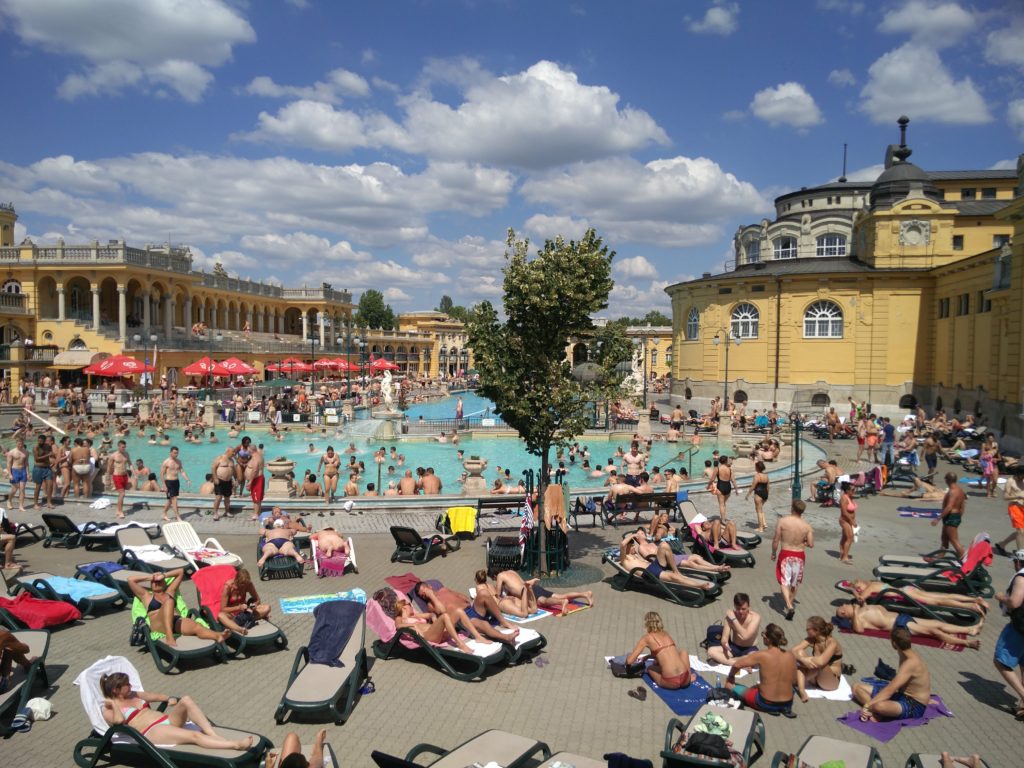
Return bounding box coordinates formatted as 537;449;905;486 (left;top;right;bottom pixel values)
246;310;253;331
328;314;336;346
164;298;173;337
91;286;100;331
233;307;241;330
301;313;308;340
278;313;284;334
57;285;66;321
142;292;150;332
318;311;326;348
221;306;228;329
184;298;192;327
117;286;127;341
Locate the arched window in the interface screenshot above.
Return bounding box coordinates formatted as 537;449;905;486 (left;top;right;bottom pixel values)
685;308;699;340
685;387;693;400
1;279;21;294
745;240;760;263
731;303;759;339
811;393;831;407
816;234;847;257
665;345;673;367
898;394;918;410
773;236;797;260
803;300;844;338
68;337;88;350
733;390;748;404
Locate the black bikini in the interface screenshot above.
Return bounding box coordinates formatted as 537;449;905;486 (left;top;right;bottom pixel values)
754;481;769;500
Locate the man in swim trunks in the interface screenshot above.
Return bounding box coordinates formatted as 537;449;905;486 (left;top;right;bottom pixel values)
31;434;55;510
106;440;132;519
211;447;235;521
5;438;28;512
848;579;988;614
853;627;932;721
708;592;761;664
880;476;946;501
931;472;967;559
619;537;718;593
621;442;646;487
246;442;265;521
258;520;304;567
159;446;190;522
835;603;981;649
725;623;797;715
772;499;814;621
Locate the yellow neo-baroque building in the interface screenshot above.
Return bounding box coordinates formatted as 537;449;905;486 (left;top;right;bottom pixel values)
666;118;1024;446
397;311;474;378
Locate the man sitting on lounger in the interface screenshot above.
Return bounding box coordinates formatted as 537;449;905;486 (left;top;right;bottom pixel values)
413;580;511;645
852;627;932;721
691;513;741;550
880;476;946;501
626;531;730;574
619;537;717;591
848;579;988;614
835;603;982;650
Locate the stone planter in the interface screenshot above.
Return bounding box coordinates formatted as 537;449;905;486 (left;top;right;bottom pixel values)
462;455;488;495
266;457;296;498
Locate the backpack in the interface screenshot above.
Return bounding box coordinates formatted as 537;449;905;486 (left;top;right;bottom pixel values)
700;622;724;650
129;617;148;647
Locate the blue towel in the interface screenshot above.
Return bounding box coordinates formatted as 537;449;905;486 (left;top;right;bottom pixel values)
37;576;114;602
643;671;711;716
308;599;364;667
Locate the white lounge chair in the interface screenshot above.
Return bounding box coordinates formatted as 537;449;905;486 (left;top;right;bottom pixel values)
162;522;242;569
116;527;193;575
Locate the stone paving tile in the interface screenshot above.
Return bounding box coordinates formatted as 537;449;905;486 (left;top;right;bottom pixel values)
2;437;1022;766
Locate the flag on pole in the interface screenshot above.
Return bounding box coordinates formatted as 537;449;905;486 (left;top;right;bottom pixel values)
519;494;535;557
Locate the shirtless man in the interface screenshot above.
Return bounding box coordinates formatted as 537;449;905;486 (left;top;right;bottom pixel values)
342;473;359;497
853;627;933;720
771;499;814;621
5;438;28;512
848;579;987;615
199;474;215;495
159;446;190;522
421;467;442;495
836;603;981;649
300;473;324;499
810;459;842;501
398;469;417;495
245;442;265;521
619;536;717;592
413;581;510;646
106;440;132;520
258;520;304;567
31;435;55;510
932;472;967;559
708;592;761;665
627;531;730;575
211;447;235;521
622;442;646;487
318;446;342;503
826;407;840;442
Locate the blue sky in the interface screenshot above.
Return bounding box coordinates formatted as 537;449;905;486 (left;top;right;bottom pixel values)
1;0;1021;317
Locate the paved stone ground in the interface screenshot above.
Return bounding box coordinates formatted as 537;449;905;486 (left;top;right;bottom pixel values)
2;435;1021;766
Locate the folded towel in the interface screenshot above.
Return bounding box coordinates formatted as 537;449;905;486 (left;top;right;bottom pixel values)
309;600;364;667
34;575;115;603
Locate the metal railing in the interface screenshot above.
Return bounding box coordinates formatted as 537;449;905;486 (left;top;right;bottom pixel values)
0;292;28;314
0;344;57;363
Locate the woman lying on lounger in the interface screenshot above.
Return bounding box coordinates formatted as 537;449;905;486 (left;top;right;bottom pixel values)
99;671;253;751
412;581;510;645
392;598;473;654
267;728;327;768
619;538;717;591
478;569;593;618
848;579;988;614
625;611;691;689
792;616;845;702
128;569;230;647
627;531;731;574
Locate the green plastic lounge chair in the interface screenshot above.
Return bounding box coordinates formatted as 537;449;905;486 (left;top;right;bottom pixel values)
688;524;755;568
132;581;226;674
873;562;993;598
371;729;551;768
0;630;49;735
905;756;990;768
834;580;983;627
770;735;884;768
274;600;368;724
677;501;761;548
42;513;161;550
662;705;766;768
536;753;605;768
601;551;720;607
6;570;124;617
189;564;287;659
116;527;194;575
256;535;305;581
389;525;459;565
73;655;269;768
10;519;44;543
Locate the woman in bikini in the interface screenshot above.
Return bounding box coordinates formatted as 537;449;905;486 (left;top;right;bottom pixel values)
99;671;252;751
838;482;857;564
792;615;844;702
126;570;229;648
745;460;770;532
318;446;342;502
625;611;691;689
392;598;473;654
707;456;735;520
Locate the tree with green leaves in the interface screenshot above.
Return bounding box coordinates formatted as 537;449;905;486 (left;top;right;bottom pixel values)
468;228;629;573
608;309;671;328
436;294;470;323
354;289;395;330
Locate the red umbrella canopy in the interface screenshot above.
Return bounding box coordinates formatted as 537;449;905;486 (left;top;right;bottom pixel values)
272;359;312;373
368;357;400;372
280;357;305;365
313;357;340;370
83;354;155;377
181;357;230;376
219;357;257;375
332;358;357;372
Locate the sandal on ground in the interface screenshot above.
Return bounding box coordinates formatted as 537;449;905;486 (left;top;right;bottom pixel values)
628;686;647;701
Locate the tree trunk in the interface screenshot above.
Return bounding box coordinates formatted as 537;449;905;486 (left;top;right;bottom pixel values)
537;443;549;575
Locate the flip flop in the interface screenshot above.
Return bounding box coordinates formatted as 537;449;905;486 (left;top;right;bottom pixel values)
627;686;647;701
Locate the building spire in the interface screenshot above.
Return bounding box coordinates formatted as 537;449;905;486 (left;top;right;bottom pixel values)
893;115;912;163
839;142;848;183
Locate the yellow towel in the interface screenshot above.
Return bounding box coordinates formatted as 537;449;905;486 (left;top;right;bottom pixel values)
446;506;477;535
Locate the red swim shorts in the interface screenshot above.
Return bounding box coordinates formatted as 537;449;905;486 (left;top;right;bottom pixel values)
250;474;265;504
113;474;129;491
1009;503;1024;530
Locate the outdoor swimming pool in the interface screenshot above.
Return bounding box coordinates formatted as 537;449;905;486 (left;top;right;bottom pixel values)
402;390;495;421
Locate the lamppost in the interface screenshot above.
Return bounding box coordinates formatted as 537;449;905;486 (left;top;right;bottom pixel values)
711;328;741;410
640;323;651;410
132;333;158;389
790;411;803;501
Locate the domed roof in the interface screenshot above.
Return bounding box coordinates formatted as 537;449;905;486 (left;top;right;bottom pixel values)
869;117;942;211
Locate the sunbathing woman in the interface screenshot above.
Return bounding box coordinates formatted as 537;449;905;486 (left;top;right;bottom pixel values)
267;729;328;768
792;616;844;702
619;537;717;591
625;611;692;690
258;520;305;568
128;570;229;647
627;531;731;574
848;579;988;614
218;568;271;635
413;581;511;645
392;598;473;654
99;671;252;750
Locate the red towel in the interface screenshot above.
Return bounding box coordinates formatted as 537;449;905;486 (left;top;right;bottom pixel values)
190;564;237;619
0;593;81;629
384;572;421;596
838;625;964;652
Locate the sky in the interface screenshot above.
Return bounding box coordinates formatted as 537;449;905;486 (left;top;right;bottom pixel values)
0;0;1021;318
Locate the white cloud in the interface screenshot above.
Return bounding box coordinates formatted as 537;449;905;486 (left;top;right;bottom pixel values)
361;49;377;65
520;155;769;248
316;261;449;293
614;255;658;279
240;232;373;263
878;1;975;48
989;158;1017;171
410;235;504;270
522;214;591;242
688;2;739;35
1;0;255;101
859;43;992;124
750;82;824;129
986;22;1024;69
242;68;370;104
828;68;856;87
833;163;884;182
383;287;411;303
13;222;27;242
285;0;309;7
241;100;402;153
1009;99;1024;141
194;248;259;272
608;279;673;318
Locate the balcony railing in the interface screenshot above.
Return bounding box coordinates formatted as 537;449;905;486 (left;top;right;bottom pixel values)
0;344;58;363
0;292;29;314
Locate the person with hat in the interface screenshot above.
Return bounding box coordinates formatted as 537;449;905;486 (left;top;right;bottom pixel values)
993;548;1024;720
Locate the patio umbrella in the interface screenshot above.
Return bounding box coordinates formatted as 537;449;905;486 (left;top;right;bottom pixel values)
272;359;312;374
368;357;400;372
332;358;357;372
313;358;340;370
219;357;257;375
182;356;230;376
83;354;155;377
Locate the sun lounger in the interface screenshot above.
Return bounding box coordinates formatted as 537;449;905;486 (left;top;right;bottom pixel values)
311;532;358;577
770;735;884;768
162;522;243;569
75;561;152;602
274;599;368;724
73;655;269;768
6;570;124;617
371;729;551;768
874;540;994;598
43;513;161;550
689;525;755;568
190;564;287;659
257;535;305;581
677;501;761;548
536;753;605;768
601;551;720;607
0;630;49;735
367;595;508;681
905;756;990;768
662;705;766;768
0;591;81;630
834;580;983;627
8;518;44;543
117;527;194;575
389;525;459;565
132;581;226;674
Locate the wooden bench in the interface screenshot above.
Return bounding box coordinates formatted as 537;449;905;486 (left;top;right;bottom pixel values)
605;491;681;527
475;497;526;534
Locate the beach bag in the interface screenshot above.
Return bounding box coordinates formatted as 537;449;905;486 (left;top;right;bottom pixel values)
234;609;256;630
610;659;646;678
129;616;148;647
679;733;730;760
694;711;732;738
873;658;896;681
701;622;724;650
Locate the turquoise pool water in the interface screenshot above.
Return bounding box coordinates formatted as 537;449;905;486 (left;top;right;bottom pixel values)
403;391;495;421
